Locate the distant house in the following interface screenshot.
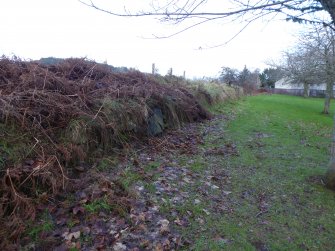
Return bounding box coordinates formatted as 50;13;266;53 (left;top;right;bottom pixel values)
274;77;335;97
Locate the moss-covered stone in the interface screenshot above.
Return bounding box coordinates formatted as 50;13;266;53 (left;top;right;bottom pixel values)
147;107;164;136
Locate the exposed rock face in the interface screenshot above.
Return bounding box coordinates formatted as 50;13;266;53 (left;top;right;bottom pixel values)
147;107;164;136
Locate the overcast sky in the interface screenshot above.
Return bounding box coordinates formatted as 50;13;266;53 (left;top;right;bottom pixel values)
0;0;306;78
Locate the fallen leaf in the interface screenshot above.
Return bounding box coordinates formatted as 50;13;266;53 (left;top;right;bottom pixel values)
140;239;150;248
202;209;211;215
196;218;205;224
162;239;171;249
62;231;81;241
182;177;192;183
154;243;163;251
174;217;183;226
194;199;201;204
158;219;170;235
72;206;85;215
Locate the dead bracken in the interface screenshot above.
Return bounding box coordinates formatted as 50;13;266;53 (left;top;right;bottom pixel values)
0;56;212;248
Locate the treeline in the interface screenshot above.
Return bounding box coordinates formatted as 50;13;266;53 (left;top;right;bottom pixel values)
218;65;283;94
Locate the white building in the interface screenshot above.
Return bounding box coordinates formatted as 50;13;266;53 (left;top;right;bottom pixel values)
274;77;335;97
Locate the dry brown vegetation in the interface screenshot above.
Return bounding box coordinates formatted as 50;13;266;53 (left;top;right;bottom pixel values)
0;56;215;246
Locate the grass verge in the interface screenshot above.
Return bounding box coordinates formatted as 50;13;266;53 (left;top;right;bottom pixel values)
179;94;335;250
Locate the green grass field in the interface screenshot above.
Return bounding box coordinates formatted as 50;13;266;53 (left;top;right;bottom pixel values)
192;94;335;250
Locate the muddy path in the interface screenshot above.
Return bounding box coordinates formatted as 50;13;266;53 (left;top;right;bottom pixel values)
20;113;238;251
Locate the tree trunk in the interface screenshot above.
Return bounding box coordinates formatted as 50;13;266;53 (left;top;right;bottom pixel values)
319;0;335;25
323;82;333;114
303;83;309;98
325;105;335;190
324;92;331;114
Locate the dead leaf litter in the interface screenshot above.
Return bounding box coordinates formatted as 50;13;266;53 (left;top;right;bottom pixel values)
20;115;239;250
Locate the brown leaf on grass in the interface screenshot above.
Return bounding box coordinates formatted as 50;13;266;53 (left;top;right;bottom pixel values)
158;219;170;235
154;243;164;251
162;239;171;250
174;217;188;227
256;192;269;217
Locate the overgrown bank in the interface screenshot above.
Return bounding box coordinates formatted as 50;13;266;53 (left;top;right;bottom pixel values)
0;57;241;248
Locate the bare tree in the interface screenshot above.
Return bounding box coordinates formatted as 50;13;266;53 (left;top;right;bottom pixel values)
302;26;335;190
281;48;319;98
267;24;335;189
305;26;335;114
287;26;335;112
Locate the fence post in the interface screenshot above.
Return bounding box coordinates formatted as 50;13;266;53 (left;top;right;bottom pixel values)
152;63;155;75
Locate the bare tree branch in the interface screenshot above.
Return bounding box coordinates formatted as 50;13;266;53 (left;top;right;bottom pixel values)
80;0;301;19
79;0;334;36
